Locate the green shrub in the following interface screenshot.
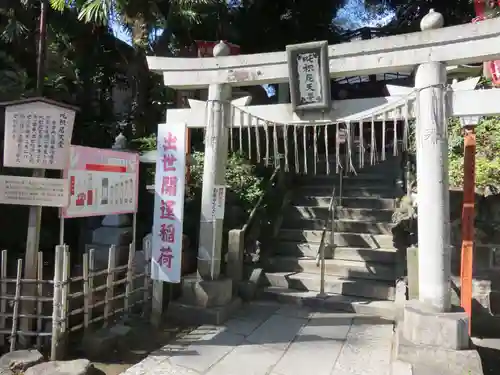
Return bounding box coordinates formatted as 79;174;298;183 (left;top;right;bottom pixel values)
188;150;265;213
448;116;500;190
133;134;268;235
406;113;500;191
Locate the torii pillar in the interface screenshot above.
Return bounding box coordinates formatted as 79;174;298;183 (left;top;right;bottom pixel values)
197;41;232;281
415;9;452;313
168;41;241;325
401;9;470;353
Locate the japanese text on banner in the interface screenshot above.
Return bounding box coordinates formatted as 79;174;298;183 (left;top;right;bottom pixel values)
151;123;186;283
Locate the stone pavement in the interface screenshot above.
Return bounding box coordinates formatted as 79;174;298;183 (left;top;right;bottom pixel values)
120;301;395;375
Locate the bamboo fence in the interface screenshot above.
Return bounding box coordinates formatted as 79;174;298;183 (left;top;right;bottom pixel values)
0;240;152;359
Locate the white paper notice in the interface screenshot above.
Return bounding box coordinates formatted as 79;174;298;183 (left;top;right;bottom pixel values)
213;185;226;220
0;175;68;207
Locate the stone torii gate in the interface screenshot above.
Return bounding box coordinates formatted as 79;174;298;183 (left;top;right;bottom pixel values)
148;9;500;344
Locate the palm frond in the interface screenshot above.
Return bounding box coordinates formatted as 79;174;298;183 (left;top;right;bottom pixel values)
77;0;114;25
1;19;29;42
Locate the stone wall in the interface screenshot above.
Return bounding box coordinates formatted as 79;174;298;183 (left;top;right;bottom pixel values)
448;188;500;273
399;188;500;334
448;189;500;334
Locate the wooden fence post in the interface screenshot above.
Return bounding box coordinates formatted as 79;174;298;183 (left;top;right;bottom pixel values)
0;250;7;347
104;245;116;326
142;235;152;317
88;249;95;325
60;247;70;337
10;259;22;352
82;252;90;330
51;245;64;360
125;243;135;315
35;251;43;350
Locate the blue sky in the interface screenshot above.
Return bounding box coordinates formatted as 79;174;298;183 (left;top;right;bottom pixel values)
335;0;394;29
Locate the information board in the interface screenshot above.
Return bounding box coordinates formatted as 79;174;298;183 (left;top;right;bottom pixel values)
3;100;75;169
62;146;139;218
0;175;68;207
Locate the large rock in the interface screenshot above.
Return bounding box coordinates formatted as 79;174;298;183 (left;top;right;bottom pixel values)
0;349;43;373
24;359;92;375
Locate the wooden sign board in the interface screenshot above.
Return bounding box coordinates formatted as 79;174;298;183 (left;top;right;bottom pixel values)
287;41;332;112
0;175;68;207
1;98;76;170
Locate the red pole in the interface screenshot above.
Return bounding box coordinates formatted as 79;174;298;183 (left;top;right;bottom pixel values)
460;126;476;334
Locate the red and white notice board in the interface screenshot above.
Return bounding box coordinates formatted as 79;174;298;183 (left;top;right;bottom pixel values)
62;146;139;218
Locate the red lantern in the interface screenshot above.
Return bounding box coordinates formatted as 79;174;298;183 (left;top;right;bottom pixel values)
474;0;500;20
474;0;500;86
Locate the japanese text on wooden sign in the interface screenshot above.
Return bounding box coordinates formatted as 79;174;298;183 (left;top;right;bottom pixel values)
3;101;75;169
62;146;139;218
0;175;68;207
151;123;187;283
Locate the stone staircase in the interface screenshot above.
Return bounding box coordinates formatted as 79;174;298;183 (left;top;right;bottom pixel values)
262;155;402;317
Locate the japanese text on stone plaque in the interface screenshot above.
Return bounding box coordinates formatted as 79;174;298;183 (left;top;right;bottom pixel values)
152;123;186;283
296;52;322;105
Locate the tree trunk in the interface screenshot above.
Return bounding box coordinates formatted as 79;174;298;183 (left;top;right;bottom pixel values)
131;17;151;137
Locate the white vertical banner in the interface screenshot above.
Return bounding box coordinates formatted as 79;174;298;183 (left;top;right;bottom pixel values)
213;185;226;220
151;123;187;283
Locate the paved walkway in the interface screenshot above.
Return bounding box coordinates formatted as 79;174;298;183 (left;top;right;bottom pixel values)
121;301;395;375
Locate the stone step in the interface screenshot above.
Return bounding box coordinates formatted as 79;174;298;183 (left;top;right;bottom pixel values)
296;186;397;198
295;172;397;185
281;218;394;234
272;241;397;262
277;230;395;249
291;195;396;209
260;287;397;320
286;206;394;222
265;256;396;281
264;272;396;300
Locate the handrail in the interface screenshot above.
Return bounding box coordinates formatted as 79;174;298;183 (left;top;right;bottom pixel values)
242;166;281;234
316;164;344;296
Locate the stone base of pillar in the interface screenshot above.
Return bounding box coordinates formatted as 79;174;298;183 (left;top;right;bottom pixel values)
393;300;483;374
166;274;242;325
179;275;233;307
402;300;469;350
394;326;482;375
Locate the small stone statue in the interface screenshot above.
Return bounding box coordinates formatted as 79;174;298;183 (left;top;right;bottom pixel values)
112;132;127;150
